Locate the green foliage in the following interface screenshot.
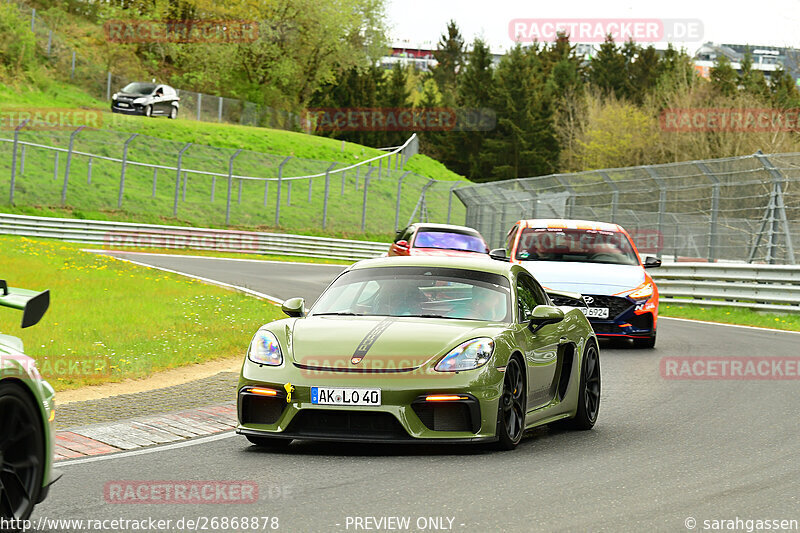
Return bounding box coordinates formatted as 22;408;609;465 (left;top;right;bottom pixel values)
587;36;627;98
710;55;739;97
431;20;464;105
0;3;38;81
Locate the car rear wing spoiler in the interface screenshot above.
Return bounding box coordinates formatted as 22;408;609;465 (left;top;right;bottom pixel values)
0;280;50;328
546;288;588;308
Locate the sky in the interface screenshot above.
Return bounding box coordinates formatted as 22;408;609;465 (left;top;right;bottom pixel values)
384;0;800;54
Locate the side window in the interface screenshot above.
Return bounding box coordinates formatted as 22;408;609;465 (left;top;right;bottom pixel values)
516;273;547;322
506;224;518;253
394;227;408;243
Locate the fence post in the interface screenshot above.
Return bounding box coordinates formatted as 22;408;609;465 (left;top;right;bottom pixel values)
754;151;795;264
31;8;35;31
196;93;202;121
322;163;337;230
152;168;158;198
307;177;313;203
361;174;371;232
378;158;382;180
274;156;292;225
218;97;223;122
394;171;409;232
9;119;29;204
238;178;243;204
182;171;189;201
70;51;76;79
287;180;292;205
106;71;112;101
225;149;243;225
340;168;347;195
62;125;85;205
53;152;59;181
173;143;192;217
19;145;25;175
696;162;720;262
554;176;576;218
211;175;216;202
263;180;269;207
117;133;138;208
597;171;619;223
447;181;462;224
355;166;360;190
644;167;667;260
87;158;92;184
46;30;52;56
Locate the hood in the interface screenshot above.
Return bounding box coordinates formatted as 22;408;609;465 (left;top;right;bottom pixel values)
289;316;503;371
521;261;645;295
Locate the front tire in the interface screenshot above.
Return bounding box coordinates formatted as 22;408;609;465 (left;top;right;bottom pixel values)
494;356;526;450
144;105;152;117
245;435;292;450
553;341;600;430
0;382;45;521
169;107;178;119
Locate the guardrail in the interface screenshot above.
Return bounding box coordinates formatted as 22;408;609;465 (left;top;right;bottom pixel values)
0;213;388;261
653;263;800;313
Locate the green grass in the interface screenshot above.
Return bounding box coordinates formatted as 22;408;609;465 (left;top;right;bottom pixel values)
0;235;283;390
661;303;800;332
1;82;467;239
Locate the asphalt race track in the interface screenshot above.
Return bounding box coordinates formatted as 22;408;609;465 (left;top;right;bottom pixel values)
38;253;800;532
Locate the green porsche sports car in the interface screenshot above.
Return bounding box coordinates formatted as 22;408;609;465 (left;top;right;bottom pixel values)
0;280;59;522
237;256;600;450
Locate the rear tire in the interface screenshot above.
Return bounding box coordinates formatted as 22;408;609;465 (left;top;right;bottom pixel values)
0;382;45;521
494;356;526;450
144;105;152;117
169;107;178;119
552;341;600;430
245;435;292;450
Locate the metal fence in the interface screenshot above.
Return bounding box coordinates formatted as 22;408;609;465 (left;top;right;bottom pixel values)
0;128;466;235
455;152;800;265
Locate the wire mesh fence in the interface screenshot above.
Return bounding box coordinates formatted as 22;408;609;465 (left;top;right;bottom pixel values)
0;128;464;237
455;152;800;264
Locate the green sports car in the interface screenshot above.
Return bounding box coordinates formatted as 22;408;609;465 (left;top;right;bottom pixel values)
0;280;59;522
237;256;600;450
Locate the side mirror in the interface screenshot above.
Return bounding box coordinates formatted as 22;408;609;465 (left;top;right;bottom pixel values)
489;248;508;261
395;240;409;249
527;305;564;333
643;256;662;269
281;297;305;318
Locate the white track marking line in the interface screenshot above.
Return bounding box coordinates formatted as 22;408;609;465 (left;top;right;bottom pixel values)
97;254;285;305
660;316;800;335
82;249;351;268
56;431;237;467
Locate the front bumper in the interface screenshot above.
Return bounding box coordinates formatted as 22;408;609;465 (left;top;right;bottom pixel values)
111;103;146;115
237;361;504;443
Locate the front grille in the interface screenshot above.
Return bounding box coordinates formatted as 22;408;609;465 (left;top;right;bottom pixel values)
286;410;409;440
591;322;621;334
240;395;285;425
584;295;633;319
549;295;585;307
412;402;473;432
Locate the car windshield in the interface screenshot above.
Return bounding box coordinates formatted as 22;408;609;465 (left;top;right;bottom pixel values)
413;230;487;253
121;82;156;95
516;227;639;265
310;266;511;322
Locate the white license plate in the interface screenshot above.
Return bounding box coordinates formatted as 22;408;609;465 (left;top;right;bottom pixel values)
311;387;381;406
118;102;129;107
582;307;610;319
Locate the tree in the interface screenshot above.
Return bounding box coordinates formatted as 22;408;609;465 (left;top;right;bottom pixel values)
627;44;661;104
709;55;739;97
587;35;627;98
770;66;800;109
739;49;769;101
431;20;465;105
481;44;559;181
380;63;412;146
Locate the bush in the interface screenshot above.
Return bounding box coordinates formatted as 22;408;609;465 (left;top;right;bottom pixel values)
0;4;38;80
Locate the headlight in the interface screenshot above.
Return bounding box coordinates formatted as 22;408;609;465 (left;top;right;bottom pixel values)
112;93;118;100
435;338;494;372
247;328;283;366
629;282;653;300
133;97;146;104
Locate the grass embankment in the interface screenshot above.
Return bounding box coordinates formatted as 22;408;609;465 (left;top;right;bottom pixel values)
661;303;800;332
0;235;283;390
1;82;467;238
